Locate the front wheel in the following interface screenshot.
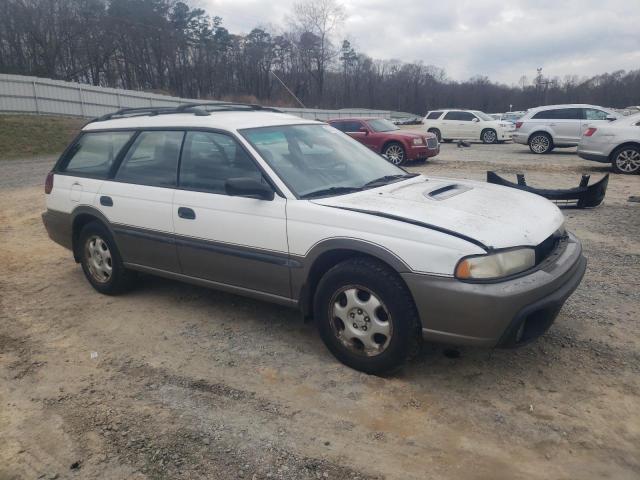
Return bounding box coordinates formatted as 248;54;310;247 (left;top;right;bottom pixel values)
314;257;421;375
481;129;498;144
383;142;406;166
611;145;640;174
428;128;441;142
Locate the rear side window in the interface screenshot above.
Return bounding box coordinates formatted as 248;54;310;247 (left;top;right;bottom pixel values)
426;111;443;119
62;131;133;177
444;111;475;121
533;108;582;120
179;131;263;194
115;131;184;187
584;108;609;120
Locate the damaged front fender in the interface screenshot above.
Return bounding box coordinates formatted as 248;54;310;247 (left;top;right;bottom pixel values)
487;171;609;208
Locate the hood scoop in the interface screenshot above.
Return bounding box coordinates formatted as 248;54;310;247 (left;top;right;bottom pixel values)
424;184;473;201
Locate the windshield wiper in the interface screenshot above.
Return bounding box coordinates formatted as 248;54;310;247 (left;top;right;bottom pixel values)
300;186;363;199
363;173;419;189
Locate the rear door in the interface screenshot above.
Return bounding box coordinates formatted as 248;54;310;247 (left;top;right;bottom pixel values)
440;111;462;138
172;130;290;297
98;130;183;272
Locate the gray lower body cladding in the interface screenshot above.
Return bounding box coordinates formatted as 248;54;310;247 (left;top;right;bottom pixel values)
403;233;585;347
42;208;586;349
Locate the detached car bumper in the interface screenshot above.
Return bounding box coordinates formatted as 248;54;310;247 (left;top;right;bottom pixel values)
402;232;586;347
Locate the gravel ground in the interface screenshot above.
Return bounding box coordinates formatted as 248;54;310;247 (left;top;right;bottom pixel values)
1;141;639;480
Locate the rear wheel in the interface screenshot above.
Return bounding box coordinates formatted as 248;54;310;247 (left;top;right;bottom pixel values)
481;129;498;144
79;221;135;295
314;257;421;375
611;145;640;174
529;132;553;154
383;142;406;166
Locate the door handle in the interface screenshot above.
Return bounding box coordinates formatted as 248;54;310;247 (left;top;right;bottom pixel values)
178;207;196;220
100;196;113;207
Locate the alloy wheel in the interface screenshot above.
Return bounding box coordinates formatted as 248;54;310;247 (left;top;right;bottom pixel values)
330;285;393;357
384;145;404;165
615;149;640;173
530;135;550;153
483;130;497;143
85;235;113;283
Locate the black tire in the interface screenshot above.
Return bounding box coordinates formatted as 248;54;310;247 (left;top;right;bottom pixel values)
382;142;407;166
78;221;135;295
611;145;640;174
313;257;421;375
481;129;498;144
428;128;441;142
528;132;553;154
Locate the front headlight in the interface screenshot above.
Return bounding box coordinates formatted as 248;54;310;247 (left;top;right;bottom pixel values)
412;138;424;145
455;248;535;280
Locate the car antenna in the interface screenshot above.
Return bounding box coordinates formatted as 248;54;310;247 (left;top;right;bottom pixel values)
270;71;306;109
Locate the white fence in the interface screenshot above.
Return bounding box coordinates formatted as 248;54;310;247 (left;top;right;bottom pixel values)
0;73;412;121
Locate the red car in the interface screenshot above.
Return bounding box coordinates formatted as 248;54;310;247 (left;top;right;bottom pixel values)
327;117;439;165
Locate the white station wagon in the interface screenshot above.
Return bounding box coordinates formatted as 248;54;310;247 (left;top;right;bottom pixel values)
43;103;586;374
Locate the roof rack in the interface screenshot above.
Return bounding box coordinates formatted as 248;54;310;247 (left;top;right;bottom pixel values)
88;102;282;123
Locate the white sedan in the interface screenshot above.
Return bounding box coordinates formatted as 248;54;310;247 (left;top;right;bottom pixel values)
577;113;640;174
422;109;515;144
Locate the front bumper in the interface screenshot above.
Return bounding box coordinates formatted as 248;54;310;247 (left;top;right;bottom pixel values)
401;233;586;347
408;144;439;160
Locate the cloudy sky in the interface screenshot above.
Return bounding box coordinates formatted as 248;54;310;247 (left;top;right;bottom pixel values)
199;0;640;84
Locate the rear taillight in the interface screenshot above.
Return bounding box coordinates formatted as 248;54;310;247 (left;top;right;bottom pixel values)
584;127;597;137
45;171;54;194
515;121;523;129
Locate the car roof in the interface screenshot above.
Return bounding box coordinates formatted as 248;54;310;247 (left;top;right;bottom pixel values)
83;110;320;132
527;104;613;112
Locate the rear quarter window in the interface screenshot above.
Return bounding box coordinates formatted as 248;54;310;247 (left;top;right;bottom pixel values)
60;131;134;178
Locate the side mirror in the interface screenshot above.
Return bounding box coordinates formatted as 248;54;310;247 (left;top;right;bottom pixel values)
359;127;369;135
472;118;480;122
605;115;616;122
225;177;274;201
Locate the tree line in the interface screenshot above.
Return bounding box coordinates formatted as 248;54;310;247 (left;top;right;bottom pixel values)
1;0;638;114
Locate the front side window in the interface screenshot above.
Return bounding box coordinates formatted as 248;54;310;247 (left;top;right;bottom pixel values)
62;131;133;177
471;111;493;121
427;111;443;120
367;119;399;132
115;131;183;187
179;131;263;194
584;109;609;120
241;124;409;198
342;121;365;133
329;121;346;132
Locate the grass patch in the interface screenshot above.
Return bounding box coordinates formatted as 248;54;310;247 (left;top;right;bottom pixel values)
0;114;85;159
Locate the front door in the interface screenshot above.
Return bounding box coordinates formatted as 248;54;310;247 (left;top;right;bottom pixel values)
172;130;290;297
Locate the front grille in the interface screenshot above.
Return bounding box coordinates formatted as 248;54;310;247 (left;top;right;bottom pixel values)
427;137;438;149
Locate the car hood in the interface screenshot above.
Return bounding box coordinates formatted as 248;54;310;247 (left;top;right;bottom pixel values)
311;176;565;249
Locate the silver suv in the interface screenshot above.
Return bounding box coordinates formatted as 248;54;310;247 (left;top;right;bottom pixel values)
513;104;619;154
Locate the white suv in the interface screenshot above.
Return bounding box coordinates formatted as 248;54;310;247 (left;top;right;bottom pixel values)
422;109;515;144
513;104;620;154
42;103;586;374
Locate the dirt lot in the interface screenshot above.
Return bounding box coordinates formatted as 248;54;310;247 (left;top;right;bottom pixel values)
1;141;639;480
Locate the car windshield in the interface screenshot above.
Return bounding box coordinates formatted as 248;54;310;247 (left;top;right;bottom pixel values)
472;111;494;121
241;124;412;198
366;119;399;132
